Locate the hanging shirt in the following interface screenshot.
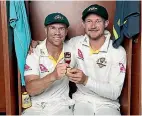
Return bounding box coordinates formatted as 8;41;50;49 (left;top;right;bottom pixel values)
67;30;126;112
113;1;140;48
9;1;31;85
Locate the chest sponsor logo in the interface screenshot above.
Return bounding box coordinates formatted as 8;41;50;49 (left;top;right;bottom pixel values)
96;57;107;68
119;63;126;73
25;64;32;71
77;49;84;60
39;64;49;73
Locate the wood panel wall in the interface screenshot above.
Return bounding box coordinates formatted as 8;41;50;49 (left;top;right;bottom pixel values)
130;2;141;114
121;38;132;114
0;1;19;115
28;1;115;41
131;35;141;114
0;1;6;113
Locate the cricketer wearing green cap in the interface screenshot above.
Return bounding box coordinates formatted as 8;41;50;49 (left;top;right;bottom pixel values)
82;4;108;21
24;12;75;115
44;12;70;27
66;4;126;115
29;4;126;116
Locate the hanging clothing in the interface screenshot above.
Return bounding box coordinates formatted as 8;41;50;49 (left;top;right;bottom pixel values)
9;1;31;85
113;1;140;48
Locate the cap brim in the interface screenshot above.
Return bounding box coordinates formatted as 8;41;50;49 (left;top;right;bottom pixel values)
46;21;69;27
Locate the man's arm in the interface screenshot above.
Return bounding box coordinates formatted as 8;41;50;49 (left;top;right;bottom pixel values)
68;48;126;100
29;40;43;54
25;63;68;96
25;72;56;96
25;50;68;96
85;49;126;100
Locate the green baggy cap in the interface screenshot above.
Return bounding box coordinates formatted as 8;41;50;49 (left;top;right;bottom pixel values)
82;4;108;21
44;13;69;27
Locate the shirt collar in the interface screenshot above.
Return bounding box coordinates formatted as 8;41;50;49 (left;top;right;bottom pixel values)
48;52;64;66
38;38;64;65
82;30;111;53
82;34;90;47
99;30;111;52
38;38;49;56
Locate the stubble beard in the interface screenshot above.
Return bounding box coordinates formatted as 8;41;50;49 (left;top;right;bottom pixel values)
88;32;104;41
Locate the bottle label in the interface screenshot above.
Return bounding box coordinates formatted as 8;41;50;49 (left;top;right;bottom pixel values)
22;93;32;109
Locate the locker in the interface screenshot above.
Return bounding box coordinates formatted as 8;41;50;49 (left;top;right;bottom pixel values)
0;1;141;115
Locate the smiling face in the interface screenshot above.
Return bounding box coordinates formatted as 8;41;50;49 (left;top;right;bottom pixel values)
83;14;109;40
45;23;68;47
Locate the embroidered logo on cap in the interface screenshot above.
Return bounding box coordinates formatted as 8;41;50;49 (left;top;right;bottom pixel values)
119;63;126;73
25;64;32;71
39;64;49;73
88;7;97;11
96;57;107;68
54;15;63;20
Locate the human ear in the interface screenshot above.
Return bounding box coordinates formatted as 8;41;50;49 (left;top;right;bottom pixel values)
104;20;109;28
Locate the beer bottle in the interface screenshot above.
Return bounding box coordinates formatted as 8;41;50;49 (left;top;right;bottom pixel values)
21;86;32;109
